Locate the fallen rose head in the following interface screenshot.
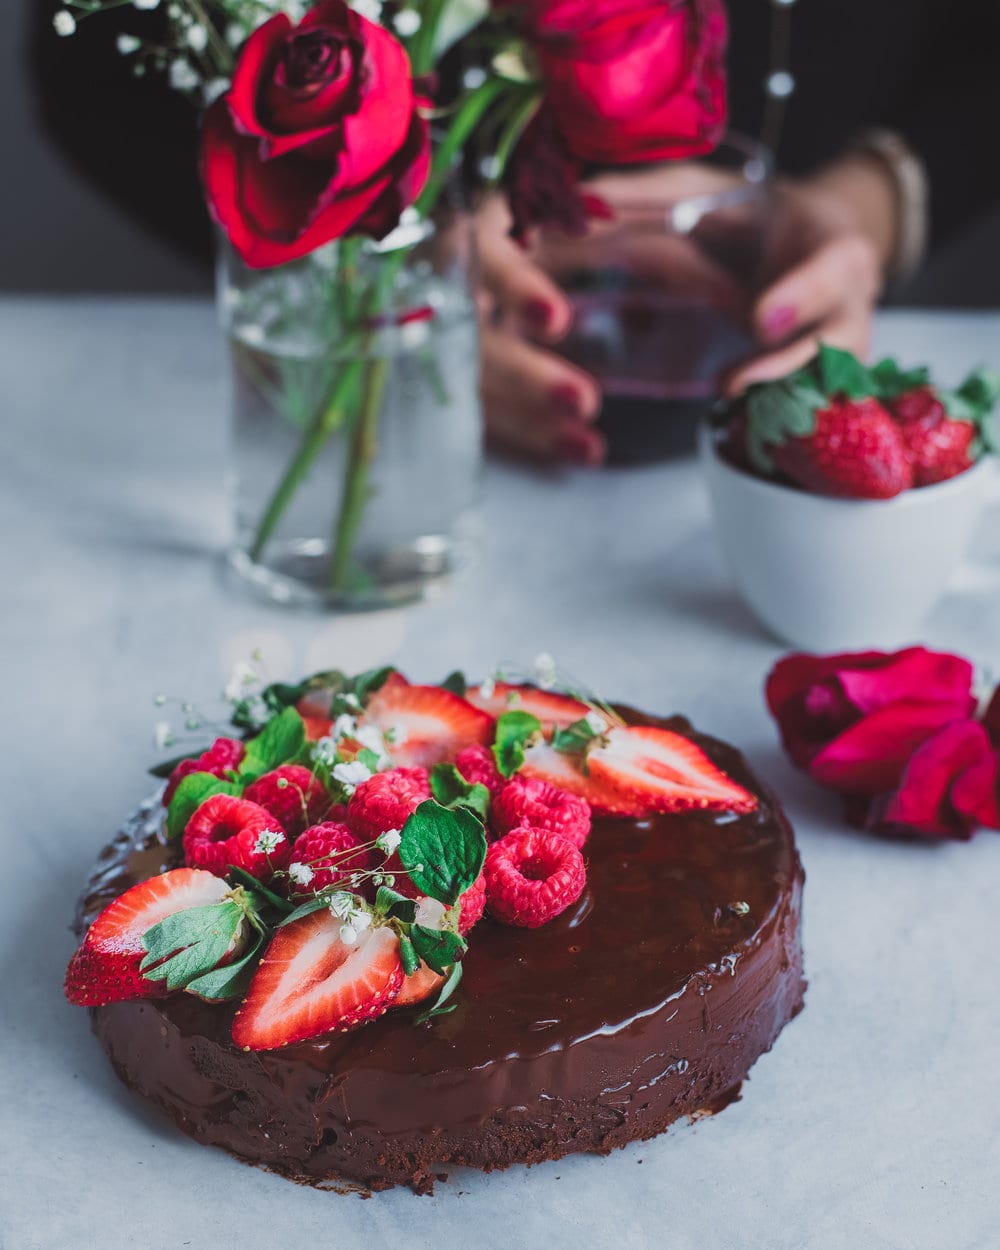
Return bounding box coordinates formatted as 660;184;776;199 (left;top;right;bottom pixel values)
525;0;728;167
766;647;977;796
202;0;430;267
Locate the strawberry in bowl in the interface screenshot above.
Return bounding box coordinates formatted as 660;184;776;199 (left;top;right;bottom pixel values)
703;346;999;650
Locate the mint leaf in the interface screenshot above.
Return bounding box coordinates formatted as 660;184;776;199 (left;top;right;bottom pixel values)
869;357;930;400
374;886;417;923
745;378;820;474
440;670;467;697
276;896;331;927
399;801;487;905
430;764;490;821
492;710;543;778
817;343;871;399
415;961;463;1025
551;717;601;756
357;747;382;772
149;748;205;780
183;930;265;1001
399;932;421;977
239;707;306;782
410;924;467;974
166;772;237;840
140;900;245;992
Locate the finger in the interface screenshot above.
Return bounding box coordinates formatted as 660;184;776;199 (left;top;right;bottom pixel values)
752;234;881;345
476;197;572;342
724;303;873;396
481;327;604;462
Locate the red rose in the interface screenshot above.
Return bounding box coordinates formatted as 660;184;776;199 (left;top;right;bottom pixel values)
766;648;976;796
867;720;996;840
202;1;430;268
527;0;727;166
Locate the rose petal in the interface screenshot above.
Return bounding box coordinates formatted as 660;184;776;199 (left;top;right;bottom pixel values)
872;720;993;839
983;686;1000;746
349;113;431;239
226;13;291;139
835;647;975;716
809;701;977;796
951;752;1000;830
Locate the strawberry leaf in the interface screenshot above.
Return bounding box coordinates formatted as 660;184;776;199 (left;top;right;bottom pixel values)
166;772;238;840
399;801;487;905
352;666;396;705
745;378;821;474
374;886;417;923
493;710;543;778
225;865;295;915
140;900;245;992
275;896;331;927
183;930;265;1001
439;670;467;696
239;707;306;783
415;961;463;1025
430;763;490;820
551;717;601;756
817;343;872;399
869;356;930;400
410;924;467;975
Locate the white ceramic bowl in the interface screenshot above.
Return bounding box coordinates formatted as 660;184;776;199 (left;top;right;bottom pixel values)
699;423;993;650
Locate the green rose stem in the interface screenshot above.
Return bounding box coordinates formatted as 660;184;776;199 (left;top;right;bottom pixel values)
328;356;390;592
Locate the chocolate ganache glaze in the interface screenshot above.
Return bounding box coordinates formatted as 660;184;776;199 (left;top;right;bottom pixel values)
76;710;805;1194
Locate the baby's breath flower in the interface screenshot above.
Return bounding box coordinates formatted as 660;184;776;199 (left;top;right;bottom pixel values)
133;0;161;9
154;721;174;751
351;0;383;18
333;760;371;794
352;910;372;933
313;736;338;767
585;709;608;734
393;8;420;36
479;674;496;700
186;24;209;53
53;10;76;35
116;33;142;54
253;829;285;855
332;713;358;741
375;828;401;856
224;659;258;702
202;77;229;104
288;862;315;887
339;924;358;946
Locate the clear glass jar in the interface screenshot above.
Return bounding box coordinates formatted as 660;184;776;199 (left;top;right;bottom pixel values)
218;209;482;609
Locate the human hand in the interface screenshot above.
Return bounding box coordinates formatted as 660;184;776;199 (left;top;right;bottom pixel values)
725;157;897;394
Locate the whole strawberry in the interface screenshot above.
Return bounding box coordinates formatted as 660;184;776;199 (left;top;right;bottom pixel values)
886;370;1000;486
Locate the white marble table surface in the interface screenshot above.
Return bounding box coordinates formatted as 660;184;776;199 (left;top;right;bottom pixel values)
3;300;1000;1250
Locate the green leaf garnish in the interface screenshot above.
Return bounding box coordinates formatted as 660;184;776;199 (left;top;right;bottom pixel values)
399;932;421;977
415;962;463;1025
226;865;295;915
439;670;467;697
745;377;822;474
410;924;467;975
183;930;265;1001
140;900;245;992
239;707;306;783
357;747;382;772
166;772;238;840
492;710;543;778
399;801;487;906
275;896;331;927
551;716;602;756
869;356;931;400
374;886;417;923
352;666;395;705
430;763;490;821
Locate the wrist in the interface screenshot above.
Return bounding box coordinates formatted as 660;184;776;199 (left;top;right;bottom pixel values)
804;154;900;275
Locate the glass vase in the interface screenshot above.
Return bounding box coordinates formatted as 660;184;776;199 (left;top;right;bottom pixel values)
218;209;482;609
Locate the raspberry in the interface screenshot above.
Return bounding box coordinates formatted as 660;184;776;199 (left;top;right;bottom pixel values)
458;871;486;935
244;765;329;838
163;737;245;806
484;827;586;928
492;776;591;848
347;767;430;841
183;794;291;881
455;744;505;796
290;822;372;893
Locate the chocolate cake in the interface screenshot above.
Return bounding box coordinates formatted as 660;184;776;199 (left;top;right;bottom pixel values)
72;703;805;1195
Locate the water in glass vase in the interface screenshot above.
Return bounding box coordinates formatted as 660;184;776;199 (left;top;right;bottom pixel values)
221;227;482;610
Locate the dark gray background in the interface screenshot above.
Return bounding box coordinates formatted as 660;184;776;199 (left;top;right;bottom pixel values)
4;0;999;301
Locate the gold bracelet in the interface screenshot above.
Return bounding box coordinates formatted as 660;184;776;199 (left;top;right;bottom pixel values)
852;128;930;283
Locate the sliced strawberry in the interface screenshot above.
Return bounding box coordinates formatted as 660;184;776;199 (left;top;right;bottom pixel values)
363;681;493;768
394;962;445;1008
586;726;758;815
232;912;402;1050
466;682;591;731
519;739;634;814
65;868;230;1007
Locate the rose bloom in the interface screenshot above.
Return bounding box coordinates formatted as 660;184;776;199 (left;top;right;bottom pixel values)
526;0;728;166
765;647;976;797
202;0;429;267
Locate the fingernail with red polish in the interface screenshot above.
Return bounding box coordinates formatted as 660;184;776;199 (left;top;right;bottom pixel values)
556;428;603;466
525;299;552;330
763;305;796;341
550;384;582;417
